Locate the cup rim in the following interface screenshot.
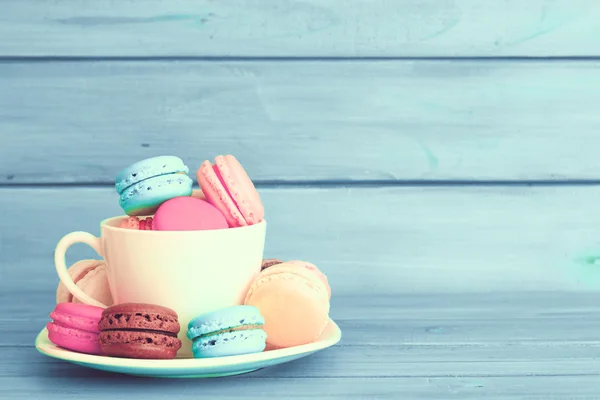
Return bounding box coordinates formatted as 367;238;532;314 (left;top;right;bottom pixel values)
101;216;266;234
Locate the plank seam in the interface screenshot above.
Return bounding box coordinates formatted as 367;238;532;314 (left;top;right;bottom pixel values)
3;56;600;63
3;180;600;189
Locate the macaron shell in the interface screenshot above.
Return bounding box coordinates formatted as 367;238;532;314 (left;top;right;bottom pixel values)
191;329;267;358
153;197;228;231
215;155;264;225
244;273;330;348
246;263;329;303
99;303;180;333
102;302;178;316
115;155;189;194
99;331;181;359
47;322;102;355
50;303;104;333
119;174;193;216
287;260;331;299
197;160;247;228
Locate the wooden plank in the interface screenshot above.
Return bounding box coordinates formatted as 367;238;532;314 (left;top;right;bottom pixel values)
7;292;600;368
3;187;600;293
5;292;600;347
1;376;600;399
0;0;599;57
4;293;600;397
8;343;600;377
1;61;600;183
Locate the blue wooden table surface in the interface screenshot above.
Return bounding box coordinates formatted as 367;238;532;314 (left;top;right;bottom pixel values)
2;1;600;398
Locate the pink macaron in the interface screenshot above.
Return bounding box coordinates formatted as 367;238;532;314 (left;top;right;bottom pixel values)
153;196;228;231
118;216;154;230
196;155;264;228
47;302;104;355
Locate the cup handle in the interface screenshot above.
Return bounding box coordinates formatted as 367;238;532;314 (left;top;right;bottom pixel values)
54;231;109;308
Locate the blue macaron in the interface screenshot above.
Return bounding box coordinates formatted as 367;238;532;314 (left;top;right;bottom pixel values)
115;156;193;216
187;306;267;358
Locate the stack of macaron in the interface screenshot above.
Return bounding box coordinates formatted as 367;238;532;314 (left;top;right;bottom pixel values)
50;258;330;359
47;301;268;359
114;154;264;231
48;154;332;360
47;302;183;359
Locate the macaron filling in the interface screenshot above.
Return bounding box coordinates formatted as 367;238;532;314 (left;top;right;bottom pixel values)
186;309;265;341
99;331;181;347
100;328;179;338
191;324;264;340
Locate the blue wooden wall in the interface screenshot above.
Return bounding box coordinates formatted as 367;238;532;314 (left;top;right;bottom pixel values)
2;0;600;398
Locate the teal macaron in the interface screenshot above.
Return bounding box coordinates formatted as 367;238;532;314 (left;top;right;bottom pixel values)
115;156;193;216
187;306;267;358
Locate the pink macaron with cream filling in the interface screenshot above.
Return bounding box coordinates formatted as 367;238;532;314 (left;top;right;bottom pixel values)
153;196;228;231
47;302;104;355
196;155;264;228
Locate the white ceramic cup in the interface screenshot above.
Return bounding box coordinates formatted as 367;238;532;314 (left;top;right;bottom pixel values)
54;216;266;357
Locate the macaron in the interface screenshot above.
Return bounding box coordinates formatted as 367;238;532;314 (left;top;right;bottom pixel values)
98;303;182;359
153;196;228;231
47;302;104;355
261;259;283;270
115;156;193;216
197;155;264;228
244;262;330;348
187;306;267;358
118;216;154;230
56;259;113;306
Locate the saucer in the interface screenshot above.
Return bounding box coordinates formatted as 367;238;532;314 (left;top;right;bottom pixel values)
35;318;341;378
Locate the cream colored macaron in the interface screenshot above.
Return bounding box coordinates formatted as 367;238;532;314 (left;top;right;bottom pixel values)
244;262;330;348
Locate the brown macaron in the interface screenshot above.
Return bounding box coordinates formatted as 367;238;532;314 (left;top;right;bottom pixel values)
98;303;182;359
261;259;283;270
